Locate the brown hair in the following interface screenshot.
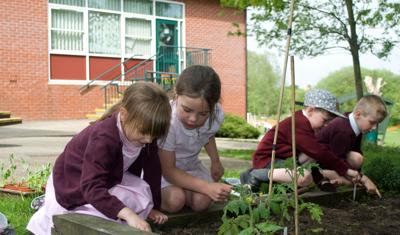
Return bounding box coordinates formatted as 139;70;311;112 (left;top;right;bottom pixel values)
175;65;221;125
353;94;388;122
100;82;171;138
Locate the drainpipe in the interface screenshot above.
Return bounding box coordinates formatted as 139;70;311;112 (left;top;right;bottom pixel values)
244;8;248;121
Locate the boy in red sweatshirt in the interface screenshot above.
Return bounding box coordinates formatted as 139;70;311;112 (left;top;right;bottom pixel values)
241;89;360;191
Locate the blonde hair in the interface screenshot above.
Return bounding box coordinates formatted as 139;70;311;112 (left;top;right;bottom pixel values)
353;95;387;122
100;82;171;138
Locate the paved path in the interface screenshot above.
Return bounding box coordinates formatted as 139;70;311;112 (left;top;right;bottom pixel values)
0;120;255;173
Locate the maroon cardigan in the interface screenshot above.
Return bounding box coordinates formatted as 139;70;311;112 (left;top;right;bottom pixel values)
317;113;363;162
252;110;349;176
53;113;161;219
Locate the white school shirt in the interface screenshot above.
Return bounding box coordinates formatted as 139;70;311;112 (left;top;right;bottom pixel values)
158;100;224;187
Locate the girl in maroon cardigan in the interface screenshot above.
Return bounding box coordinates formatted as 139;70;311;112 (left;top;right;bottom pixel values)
27;82;171;234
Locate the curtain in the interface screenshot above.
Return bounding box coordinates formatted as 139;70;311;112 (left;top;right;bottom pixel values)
125;18;151;56
89;11;120;54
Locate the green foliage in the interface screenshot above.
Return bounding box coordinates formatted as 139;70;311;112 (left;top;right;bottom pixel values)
219;184;322;235
0;154;17;187
0;194;36;234
362;144;400;193
222;0;400;99
217;114;261;139
0;155;51;193
316;67;400;126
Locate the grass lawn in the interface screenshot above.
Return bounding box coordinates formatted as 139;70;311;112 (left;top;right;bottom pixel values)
0;193;37;234
383;129;400;147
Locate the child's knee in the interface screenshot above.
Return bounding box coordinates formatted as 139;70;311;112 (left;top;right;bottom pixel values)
347;151;363;169
297;171;313;187
190;193;212;212
162;188;186;213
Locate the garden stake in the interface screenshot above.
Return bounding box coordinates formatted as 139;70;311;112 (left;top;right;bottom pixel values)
290;55;299;235
266;0;298;234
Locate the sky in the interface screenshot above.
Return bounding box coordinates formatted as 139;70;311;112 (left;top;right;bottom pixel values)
247;32;400;89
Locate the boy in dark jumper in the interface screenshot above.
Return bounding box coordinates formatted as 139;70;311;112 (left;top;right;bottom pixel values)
241;89;360;190
316;94;387;197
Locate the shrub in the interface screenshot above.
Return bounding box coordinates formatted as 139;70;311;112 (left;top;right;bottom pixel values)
362;144;400;193
217;114;261;139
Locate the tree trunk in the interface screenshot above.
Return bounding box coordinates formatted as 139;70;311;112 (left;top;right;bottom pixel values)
345;0;363;100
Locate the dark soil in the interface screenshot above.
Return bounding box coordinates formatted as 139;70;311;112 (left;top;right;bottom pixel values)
156;196;400;235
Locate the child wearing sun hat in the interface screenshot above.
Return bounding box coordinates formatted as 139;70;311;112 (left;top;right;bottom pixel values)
240;89;360;191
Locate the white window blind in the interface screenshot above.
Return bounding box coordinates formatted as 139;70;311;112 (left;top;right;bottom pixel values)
124;0;152;15
125;18;151;56
51;9;84;51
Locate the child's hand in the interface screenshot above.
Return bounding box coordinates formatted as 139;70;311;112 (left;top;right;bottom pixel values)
206;182;232;202
210;159;224;182
361;176;382;198
148;209;168;224
345;169;361;183
118;207;151;232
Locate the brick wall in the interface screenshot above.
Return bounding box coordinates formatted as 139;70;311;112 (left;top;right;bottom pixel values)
0;0;246;120
0;1;105;120
184;0;247;118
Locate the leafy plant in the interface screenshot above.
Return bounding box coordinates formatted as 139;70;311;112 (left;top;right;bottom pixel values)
0;155;51;193
0;154;17;187
219;183;323;235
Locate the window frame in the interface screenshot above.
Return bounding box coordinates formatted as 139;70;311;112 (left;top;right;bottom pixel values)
48;0;185;85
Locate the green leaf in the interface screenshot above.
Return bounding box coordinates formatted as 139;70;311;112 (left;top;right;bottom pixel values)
256;222;284;233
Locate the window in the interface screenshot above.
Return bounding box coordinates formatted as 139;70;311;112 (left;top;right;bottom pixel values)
89;11;121;54
51;9;84;51
124;0;152;15
49;0;84;7
88;0;120;11
125;18;151;56
156;2;182;19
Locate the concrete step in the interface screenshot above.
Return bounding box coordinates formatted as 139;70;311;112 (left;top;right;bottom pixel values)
0;111;11;119
85;113;101;120
0;117;22;126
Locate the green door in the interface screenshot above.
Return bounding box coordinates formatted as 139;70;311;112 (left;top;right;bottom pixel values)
156;19;179;74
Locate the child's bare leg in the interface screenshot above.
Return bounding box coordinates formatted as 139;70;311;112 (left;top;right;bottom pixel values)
185;190;212;212
321;169;352;185
161;186;186;213
298;153;315;165
271;168;313;187
346;151;364;169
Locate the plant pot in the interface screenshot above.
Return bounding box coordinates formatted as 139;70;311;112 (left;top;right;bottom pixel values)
0;183;36;195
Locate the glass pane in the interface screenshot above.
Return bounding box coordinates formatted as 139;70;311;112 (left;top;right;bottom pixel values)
51;30;83;51
49;0;84;7
51;9;83;51
88;0;120;11
126;38;151;56
51;9;83;30
126;18;151;37
124;0;152;15
156;2;182;19
89;11;120;54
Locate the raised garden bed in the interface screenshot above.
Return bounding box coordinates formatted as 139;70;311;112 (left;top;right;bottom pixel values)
51;188;400;235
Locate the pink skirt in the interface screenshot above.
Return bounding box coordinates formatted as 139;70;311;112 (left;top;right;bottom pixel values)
27;172;153;235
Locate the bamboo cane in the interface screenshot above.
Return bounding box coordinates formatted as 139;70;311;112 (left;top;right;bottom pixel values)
267;0;296;196
290;56;299;235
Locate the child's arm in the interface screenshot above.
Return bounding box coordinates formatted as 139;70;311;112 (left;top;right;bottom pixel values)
159;149;231;201
117;207;151;232
204;136;224;182
360;175;382;198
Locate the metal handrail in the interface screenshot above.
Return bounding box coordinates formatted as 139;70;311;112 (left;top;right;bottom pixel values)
79;53;141;93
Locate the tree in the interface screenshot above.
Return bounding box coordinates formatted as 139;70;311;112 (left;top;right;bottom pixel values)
221;0;400;100
247;51;280;116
